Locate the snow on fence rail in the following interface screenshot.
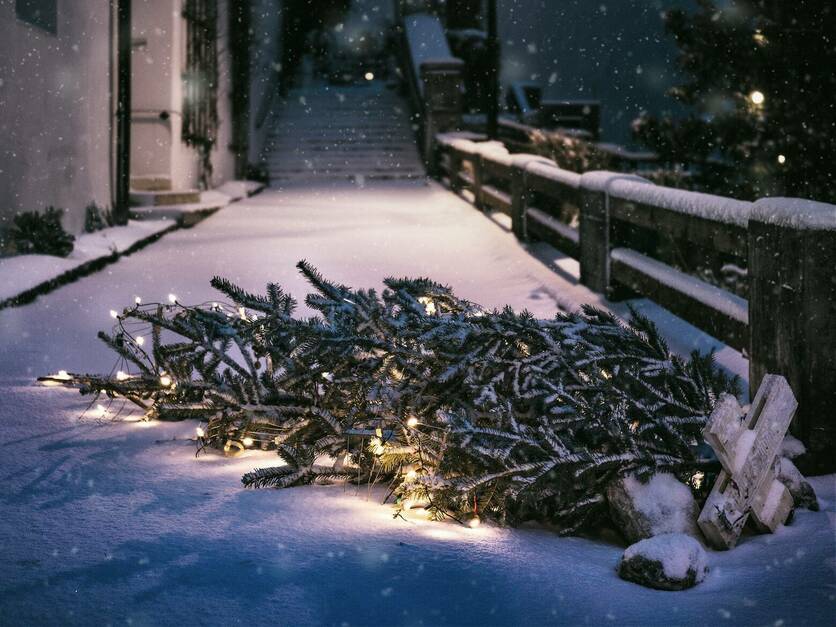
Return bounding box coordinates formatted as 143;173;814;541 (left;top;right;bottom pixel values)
432;134;836;467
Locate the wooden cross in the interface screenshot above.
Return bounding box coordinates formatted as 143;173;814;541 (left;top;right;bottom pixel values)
697;374;797;549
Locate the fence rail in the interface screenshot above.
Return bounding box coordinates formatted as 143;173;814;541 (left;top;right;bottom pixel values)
433;134;835;468
396;8;836;469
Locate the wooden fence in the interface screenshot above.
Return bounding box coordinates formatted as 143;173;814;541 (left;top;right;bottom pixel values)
397;9;836;470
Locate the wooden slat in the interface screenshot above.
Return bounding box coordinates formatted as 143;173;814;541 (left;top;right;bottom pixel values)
481;157;512;181
526;207;580;260
527;170;582;205
609;197;747;256
481;184;512;215
610;247;748;350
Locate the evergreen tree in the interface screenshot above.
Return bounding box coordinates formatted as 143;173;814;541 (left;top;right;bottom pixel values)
633;0;835;202
54;263;736;533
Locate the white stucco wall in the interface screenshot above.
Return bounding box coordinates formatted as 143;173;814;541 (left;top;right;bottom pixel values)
131;0;236;190
0;0;114;235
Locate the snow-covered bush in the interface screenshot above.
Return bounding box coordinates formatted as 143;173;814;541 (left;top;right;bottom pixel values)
9;207;75;257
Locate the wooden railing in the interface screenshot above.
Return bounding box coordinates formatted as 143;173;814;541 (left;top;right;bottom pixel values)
434;135;836;468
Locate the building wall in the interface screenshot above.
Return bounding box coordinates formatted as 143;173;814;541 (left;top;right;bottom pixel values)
0;0;114;235
499;0;696;145
131;0;236;190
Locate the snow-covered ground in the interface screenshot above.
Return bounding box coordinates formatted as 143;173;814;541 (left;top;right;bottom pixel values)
1;181;832;625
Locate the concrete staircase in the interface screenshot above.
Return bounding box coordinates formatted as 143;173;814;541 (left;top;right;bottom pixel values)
265;80;425;184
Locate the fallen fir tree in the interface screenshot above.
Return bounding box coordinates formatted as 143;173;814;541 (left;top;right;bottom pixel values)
48;262;736;533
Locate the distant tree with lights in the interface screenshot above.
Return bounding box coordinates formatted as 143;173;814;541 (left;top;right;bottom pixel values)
633;0;836;202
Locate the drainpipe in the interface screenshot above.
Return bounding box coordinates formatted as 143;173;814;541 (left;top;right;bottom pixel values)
485;0;499;140
114;0;132;226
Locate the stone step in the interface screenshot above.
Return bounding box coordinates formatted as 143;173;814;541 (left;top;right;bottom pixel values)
130;176;172;192
130;189;201;207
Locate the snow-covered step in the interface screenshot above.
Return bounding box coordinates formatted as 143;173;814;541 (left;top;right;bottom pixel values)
264;78;424;185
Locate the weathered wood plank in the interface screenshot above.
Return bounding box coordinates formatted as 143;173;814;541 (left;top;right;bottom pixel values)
610;247;748;350
609;197;747;257
526;207;580;260
698;376;797;549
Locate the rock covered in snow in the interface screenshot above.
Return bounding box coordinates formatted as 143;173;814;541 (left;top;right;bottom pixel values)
776;457;819;511
607;473;702;544
618;533;708;591
780;434;807;460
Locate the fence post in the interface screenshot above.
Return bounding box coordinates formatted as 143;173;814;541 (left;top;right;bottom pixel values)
420;58;464;175
578;172;651;297
472;153;485;210
748;198;836;473
509;155;550;240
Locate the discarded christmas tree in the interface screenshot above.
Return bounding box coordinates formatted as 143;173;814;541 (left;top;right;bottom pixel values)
50;262;736;533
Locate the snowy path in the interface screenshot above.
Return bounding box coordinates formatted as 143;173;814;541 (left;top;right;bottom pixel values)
2;181;830;625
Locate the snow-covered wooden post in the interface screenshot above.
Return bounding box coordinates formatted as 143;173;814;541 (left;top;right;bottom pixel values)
509;155;550;240
420;58;464;175
748;198;836;472
578;173;650;297
697;375;797;549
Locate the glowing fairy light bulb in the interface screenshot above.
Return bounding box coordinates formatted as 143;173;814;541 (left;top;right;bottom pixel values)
168;293;177;304
159;374;172;387
364;71;374;81
109;309;119;319
750;90;765;105
370;437;386;456
135;336;145;346
134;296;142;305
116;371;129;381
468;516;481;528
417;297;436;315
242;436;254;447
777;154;786;164
406;416;419;428
196;426;205;438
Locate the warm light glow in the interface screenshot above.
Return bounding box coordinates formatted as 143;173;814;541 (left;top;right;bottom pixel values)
750;90;765;105
418;297;437;315
364;71;374;81
693;471;705;490
116;371;129;381
370;437;386;456
159;375;172;387
468;516;481;528
777;154;786;164
238;307;247;320
404;469;417;481
56;370;71;380
134;296;142;304
109;309;119;319
168;293;177;304
196;427;205;438
242;436;254;447
136;336;145;346
406;416;419;428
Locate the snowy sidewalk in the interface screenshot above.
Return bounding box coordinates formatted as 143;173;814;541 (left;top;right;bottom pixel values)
2;180;830;625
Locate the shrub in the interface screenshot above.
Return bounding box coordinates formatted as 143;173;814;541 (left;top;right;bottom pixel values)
11;207;75;257
84;203;114;233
